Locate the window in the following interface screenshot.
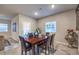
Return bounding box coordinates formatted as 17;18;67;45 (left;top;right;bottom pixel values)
0;23;8;32
23;22;31;35
45;21;56;32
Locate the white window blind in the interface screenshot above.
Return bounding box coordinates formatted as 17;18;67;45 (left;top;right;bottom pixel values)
0;23;8;32
45;21;56;32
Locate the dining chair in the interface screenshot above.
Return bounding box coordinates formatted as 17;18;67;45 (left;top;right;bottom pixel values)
37;38;47;55
19;36;32;55
37;34;55;55
37;33;50;55
48;34;55;54
28;33;34;38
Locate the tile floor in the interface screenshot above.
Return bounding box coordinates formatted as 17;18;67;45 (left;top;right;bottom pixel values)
0;43;78;55
54;44;78;55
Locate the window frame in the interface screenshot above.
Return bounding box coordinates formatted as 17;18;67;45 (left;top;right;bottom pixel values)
45;21;56;33
0;23;8;32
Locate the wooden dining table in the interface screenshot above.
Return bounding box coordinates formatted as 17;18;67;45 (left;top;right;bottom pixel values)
26;37;46;55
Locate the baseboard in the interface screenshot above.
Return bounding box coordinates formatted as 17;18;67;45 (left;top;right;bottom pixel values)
54;41;69;50
55;41;68;46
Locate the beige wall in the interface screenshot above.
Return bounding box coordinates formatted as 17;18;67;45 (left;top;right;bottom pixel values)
0;20;11;38
11;15;19;41
11;14;37;40
19;14;37;35
38;10;76;47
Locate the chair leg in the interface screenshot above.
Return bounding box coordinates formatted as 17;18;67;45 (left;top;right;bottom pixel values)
29;50;32;55
37;47;40;55
25;50;27;55
45;46;47;55
21;49;23;55
47;47;50;55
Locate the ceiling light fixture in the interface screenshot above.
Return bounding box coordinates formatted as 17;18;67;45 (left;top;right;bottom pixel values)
51;5;55;8
34;12;38;16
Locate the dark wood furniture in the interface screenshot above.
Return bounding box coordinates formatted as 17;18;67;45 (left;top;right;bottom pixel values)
37;34;55;55
19;36;32;55
26;37;46;55
37;38;47;54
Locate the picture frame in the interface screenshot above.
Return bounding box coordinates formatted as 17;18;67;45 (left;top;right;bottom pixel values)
13;23;16;32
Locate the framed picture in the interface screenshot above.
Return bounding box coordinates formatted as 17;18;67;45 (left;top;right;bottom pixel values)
13;23;16;32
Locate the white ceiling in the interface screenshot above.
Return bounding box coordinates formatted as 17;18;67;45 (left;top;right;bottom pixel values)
0;4;77;20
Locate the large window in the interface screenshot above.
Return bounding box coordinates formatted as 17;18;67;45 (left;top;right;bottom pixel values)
45;21;56;32
0;23;8;32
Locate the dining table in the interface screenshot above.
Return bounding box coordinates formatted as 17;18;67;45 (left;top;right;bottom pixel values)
26;36;46;55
